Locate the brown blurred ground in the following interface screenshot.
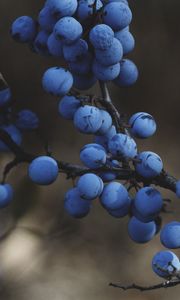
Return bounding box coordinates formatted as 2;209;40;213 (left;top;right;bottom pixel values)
0;0;180;299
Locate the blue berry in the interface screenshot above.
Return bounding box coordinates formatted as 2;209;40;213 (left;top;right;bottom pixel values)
160;222;180;249
89;24;114;50
93;60;120;81
69;52;93;75
133;187;163;222
58;95;81;120
103;2;132;31
33;30;50;56
11;16;37;43
108;196;131;218
128;216;156;243
38;6;58;32
96;110;112;135
135;151;163;178
42;67;73;96
77;173;104;200
100;182;129;210
28;156;59;185
129;112;157;139
114;59;138;87
64;187;91;218
63;39;88;62
54;17;83;45
46;0;78;18
15;109;39;130
152;250;180;278
47;33;63;57
0;184;13;208
80;143;107;168
95;38;123;66
115;28;135;55
73;105;102;133
108;133;137;158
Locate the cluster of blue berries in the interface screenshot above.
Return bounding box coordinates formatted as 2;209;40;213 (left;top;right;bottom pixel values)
0;78;39;205
4;0;180;282
11;0;138;91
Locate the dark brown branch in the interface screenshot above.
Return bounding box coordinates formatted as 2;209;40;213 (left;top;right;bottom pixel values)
109;279;180;291
0;128;178;195
99;81;122;131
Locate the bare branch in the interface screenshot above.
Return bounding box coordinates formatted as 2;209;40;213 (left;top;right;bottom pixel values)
109;279;180;291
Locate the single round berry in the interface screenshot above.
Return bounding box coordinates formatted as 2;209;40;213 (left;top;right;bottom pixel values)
69;52;93;75
103;2;132;31
108;133;137;158
42;67;73;96
93;60;120;81
114;59;138;87
80;143;107;168
11;16;37;43
73;105;102;134
135;151;163;178
54;17;83;45
28;156;59;185
96;110;112;135
63;39;88;62
15;109;39;130
58;95;81;120
160;222;180;249
47;33;63;57
38;6;58;32
77;173;104;200
100;182;129;210
108;196;131;218
33;30;50;56
152;250;180;278
115;28;135;55
129;112;157;139
64;188;91;218
133;187;163;222
95;38;123;67
46;0;78;18
128;216;156;243
89;24;114;50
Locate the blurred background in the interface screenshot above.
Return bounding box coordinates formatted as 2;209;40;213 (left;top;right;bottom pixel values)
0;0;180;299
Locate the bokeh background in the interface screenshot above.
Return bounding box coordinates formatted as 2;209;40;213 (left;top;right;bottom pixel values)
0;0;180;299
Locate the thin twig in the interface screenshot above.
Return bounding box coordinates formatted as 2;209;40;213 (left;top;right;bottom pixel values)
109;279;180;291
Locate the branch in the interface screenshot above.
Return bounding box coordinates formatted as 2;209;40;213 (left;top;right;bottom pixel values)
99;81;122;131
109;279;180;291
98;81;131;136
0;128;178;195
